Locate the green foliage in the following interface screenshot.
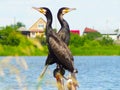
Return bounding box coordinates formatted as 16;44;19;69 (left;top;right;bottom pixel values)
70;32;102;48
0;26;20;46
0;25;120;56
70;32;114;47
85;32;102;40
69;32;120;55
0;25;46;56
7;31;20;46
70;33;86;47
99;35;114;46
89;40;101;47
11;22;25;29
16;22;25;28
36;35;46;46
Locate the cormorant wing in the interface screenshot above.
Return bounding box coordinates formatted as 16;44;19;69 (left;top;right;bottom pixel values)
48;31;74;72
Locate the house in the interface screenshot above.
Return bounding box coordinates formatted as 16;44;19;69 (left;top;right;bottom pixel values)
83;27;98;35
83;27;119;40
102;33;118;40
70;30;80;35
29;18;46;38
18;27;30;38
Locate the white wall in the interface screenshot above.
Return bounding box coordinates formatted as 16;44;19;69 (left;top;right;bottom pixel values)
102;34;117;40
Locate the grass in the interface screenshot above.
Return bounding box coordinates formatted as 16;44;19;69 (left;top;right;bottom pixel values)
0;44;48;56
70;45;120;56
1;44;120;56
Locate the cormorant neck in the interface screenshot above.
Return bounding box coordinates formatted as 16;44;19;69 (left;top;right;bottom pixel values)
45;13;53;36
57;14;69;28
46;14;52;28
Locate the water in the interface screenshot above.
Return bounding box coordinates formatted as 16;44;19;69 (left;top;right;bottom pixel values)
0;56;120;90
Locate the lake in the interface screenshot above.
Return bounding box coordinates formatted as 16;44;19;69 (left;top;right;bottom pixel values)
0;56;120;90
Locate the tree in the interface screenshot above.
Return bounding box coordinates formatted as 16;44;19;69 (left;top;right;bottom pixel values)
0;26;20;46
16;22;25;28
7;31;20;46
70;33;86;47
10;22;25;29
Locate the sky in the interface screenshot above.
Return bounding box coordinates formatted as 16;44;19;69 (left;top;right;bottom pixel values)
0;0;120;34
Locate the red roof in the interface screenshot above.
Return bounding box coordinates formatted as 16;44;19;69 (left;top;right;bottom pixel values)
70;30;80;35
84;27;97;33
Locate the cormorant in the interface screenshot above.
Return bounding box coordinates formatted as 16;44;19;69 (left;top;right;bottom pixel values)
33;7;76;78
32;7;77;76
53;7;76;78
57;7;76;46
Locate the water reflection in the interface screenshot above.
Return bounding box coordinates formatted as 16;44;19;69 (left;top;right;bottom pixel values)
0;56;28;90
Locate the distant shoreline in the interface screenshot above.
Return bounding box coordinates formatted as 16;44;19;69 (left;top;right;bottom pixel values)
0;46;120;56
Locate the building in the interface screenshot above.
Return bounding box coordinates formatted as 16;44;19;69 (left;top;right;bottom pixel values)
70;30;80;35
83;27;98;35
102;33;118;40
29;18;46;38
83;27;119;40
18;27;30;38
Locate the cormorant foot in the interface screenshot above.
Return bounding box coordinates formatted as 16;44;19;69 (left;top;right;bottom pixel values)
53;67;65;78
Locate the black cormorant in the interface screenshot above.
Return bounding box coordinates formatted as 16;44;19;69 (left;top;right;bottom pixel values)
57;7;76;46
53;7;76;78
32;7;77;74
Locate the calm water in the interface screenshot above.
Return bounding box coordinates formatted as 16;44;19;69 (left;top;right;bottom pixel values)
0;56;120;90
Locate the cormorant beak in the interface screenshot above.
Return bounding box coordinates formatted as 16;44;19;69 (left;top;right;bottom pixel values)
69;8;76;12
62;8;76;15
32;7;46;15
32;7;39;12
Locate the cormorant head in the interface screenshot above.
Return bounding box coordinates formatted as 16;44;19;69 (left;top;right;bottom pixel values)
58;7;76;15
32;7;52;17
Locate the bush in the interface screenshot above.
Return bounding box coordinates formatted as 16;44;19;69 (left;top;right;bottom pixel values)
0;27;21;46
85;32;102;40
99;36;114;46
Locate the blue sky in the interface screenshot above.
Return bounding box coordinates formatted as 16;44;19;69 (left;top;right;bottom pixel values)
0;0;120;34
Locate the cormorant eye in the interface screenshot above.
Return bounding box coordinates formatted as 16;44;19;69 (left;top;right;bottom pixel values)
39;9;46;15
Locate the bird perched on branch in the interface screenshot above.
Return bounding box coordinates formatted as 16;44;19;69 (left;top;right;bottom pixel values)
32;7;77;77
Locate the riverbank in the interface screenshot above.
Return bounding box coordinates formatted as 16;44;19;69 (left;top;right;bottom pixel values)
1;26;120;56
0;45;120;56
70;45;120;56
